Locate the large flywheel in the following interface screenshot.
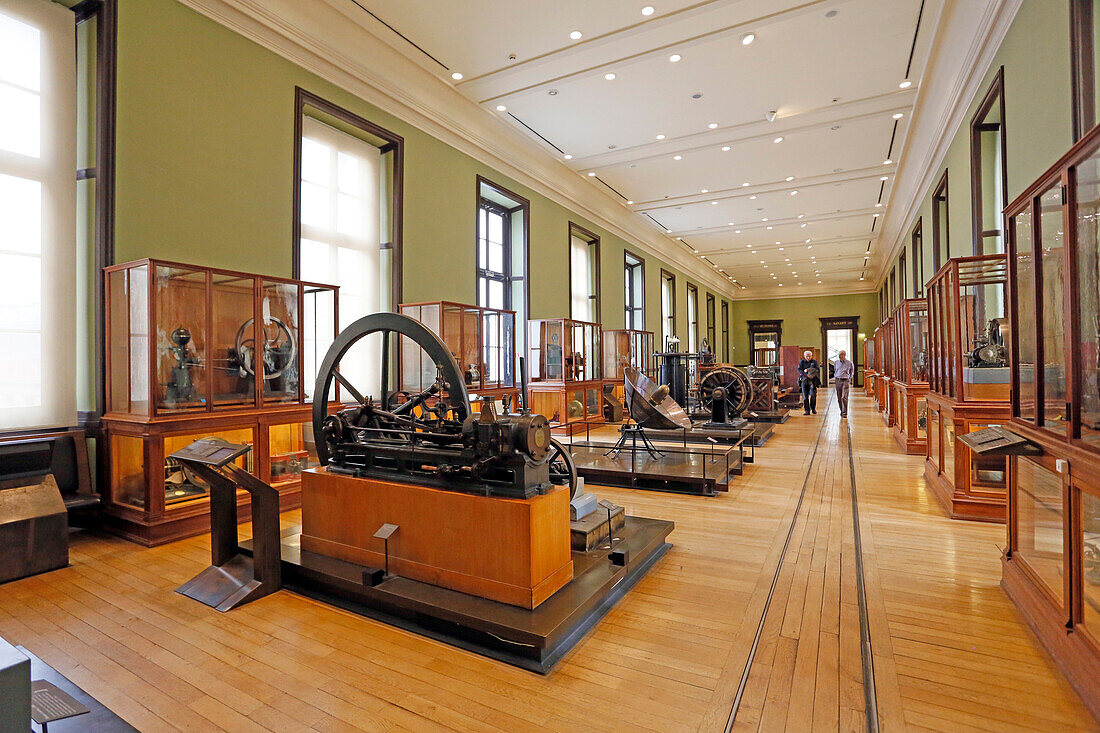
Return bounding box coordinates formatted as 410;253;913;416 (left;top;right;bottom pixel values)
698;367;752;418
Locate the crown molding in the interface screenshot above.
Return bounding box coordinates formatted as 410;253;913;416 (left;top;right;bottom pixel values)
870;0;1022;288
174;0;743;298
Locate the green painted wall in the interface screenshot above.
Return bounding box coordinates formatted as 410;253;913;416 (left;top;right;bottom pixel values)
109;0;730;360
885;0;1073;315
728;293;880;367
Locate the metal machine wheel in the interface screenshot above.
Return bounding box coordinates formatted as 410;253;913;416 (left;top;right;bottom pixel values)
698;367;752;418
547;438;579;499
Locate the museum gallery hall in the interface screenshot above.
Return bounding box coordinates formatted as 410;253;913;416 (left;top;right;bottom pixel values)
6;0;1100;731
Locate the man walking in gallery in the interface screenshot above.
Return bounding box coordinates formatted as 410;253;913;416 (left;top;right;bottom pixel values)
833;349;855;418
798;349;821;415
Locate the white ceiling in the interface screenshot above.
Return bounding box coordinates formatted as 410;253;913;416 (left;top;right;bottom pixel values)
352;0;939;297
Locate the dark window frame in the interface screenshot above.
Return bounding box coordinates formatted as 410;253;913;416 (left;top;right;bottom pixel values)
899;250;908;300
970;66;1008;255
473;175;531;322
1070;0;1096;141
721;301;730;362
912;218;925;297
705;292;716;352
932;171;949;271
478;198;514;309
624;249;645;331
747;319;783;367
686;282;700;351
568;221;601;324
660;269;677;346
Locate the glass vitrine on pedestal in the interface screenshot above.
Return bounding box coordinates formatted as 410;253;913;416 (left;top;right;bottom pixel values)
872;326;887;410
602;329;654;416
102;259;338;545
863;335;877;397
924;255;1010;522
398;301;518;414
1000;127;1100;719
889;299;930;454
879;315;896;427
528;318;604;434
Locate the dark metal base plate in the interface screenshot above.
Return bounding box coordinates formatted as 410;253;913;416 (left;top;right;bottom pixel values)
243;516;673;673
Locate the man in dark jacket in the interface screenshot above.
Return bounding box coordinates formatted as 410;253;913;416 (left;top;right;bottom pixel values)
798;350;821;415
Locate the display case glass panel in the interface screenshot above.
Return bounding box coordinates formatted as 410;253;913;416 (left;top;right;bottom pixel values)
916;397;927;438
259;280;301;404
528;319;602;383
1078;146;1100;443
968;423;1007;490
942;415;955;482
111;434;145;508
398;301;516;394
603;329;655;381
1015;457;1064;606
154;265;208;413
1082;491;1100;632
210;273;255;408
909;301;929;383
162;426;254;505
108;265;150;415
268;421;317;487
1013;209;1037;424
1038;186;1068;434
928;408;940;469
303;285;337;403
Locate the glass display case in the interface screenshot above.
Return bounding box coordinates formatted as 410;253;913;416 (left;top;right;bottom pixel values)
528;318;604;433
889;299;930;454
602;329;654;417
872;326;887;409
923;254;1011;522
102;258;338;545
1000;125;1100;718
398;301;518;412
879;315;896;427
863;334;877;397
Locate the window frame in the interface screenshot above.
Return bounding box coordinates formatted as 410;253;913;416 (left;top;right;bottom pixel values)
568;221;600;324
933;170;950;271
721;301;730;362
660;269;676;348
970;66;1008;256
912;217;925;297
705;292;716;352
624;249;645;331
686;282;699;352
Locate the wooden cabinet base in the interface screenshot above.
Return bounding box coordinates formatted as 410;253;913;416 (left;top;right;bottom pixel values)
924;460;1005;523
301;469;573;609
1002;554;1100;721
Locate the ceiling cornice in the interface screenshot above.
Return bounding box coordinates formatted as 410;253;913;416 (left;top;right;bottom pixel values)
870;0;1022;288
173;0;744;298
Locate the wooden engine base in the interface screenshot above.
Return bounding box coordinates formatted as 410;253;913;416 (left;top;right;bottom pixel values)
300;468;574;609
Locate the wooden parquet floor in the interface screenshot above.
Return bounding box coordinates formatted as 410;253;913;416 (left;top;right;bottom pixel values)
0;390;1095;731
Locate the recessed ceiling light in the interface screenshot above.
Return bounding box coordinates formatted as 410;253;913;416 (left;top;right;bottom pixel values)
563;154;573;160
495;104;507;112
656;133;666;140
874;202;882;207
669;53;682;63
797;214;804;219
751;250;756;253
773;136;784;143
805;238;811;243
785;176;795;182
587;172;596;177
790;190;798;196
766;226;773;230
642;5;655;15
722;146;731;152
899;80;912;89
880;176;889;181
742;182;750;187
548;89;558;96
451;72;464;80
762;218;769;222
701;188;708;193
735;229;741;233
776;242;781;246
604;72;617;80
626;200;634;205
693;249;699;253
873;213;880;218
860;276;865;281
817;280;822;284
801;223;807;228
893;112;904;119
708;122;718;129
570;30;583;40
749;195;757;200
778;283;783;286
673;155;682;160
728;222;735;226
711;201;719;205
741;32;756;45
825;9;838;17
883;158;893;165
676;236;683;240
759;260;765;264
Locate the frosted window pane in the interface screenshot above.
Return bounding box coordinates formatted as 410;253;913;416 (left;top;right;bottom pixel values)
301;181;329;229
489;241;503;272
0;254;40;330
0;332;40;407
301;137;330;184
478;238;487;269
488;212;503;244
0;13;40;92
337;193;362;237
489;280;504;309
337;152;360;195
0;174;41;254
337;247;364;296
299;239;329;283
0;84;40;157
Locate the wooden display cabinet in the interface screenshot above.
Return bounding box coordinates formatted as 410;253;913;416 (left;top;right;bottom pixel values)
1000;125;1100;719
602;329;655;413
101;259;338;545
889;299;931;454
863;334;877;397
924;255;1011;522
879;315;896;427
872;326;887;409
398;301;519;413
528;318;604;435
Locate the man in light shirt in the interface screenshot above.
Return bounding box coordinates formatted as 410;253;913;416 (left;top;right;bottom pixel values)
833;349;855;418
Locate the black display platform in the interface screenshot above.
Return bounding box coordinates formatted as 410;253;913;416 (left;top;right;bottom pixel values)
18;647;136;732
745;409;790;424
568;442;740;495
243;516;673;673
750;421;775;446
